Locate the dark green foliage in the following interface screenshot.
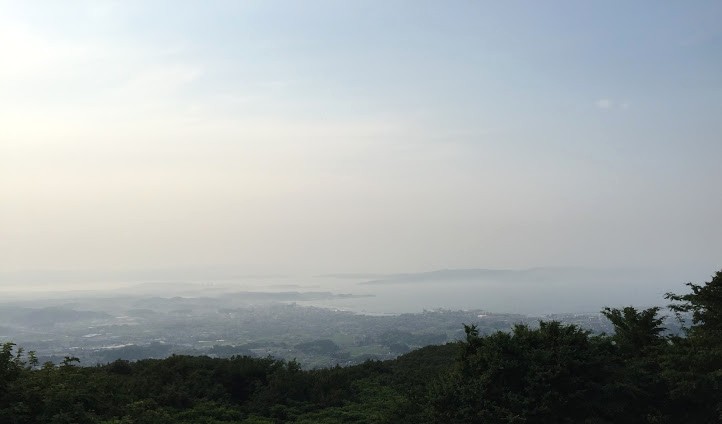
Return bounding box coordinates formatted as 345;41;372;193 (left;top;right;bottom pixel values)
663;270;722;423
430;322;620;423
0;269;720;423
667;270;722;344
601;306;666;355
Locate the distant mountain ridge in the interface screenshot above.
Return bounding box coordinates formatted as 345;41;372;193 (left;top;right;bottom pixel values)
357;267;648;285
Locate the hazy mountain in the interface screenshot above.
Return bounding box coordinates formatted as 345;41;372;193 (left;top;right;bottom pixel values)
358;267;660;285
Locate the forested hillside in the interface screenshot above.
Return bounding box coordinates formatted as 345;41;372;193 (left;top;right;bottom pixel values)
1;271;721;423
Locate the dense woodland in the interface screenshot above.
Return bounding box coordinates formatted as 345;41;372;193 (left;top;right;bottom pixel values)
1;270;721;423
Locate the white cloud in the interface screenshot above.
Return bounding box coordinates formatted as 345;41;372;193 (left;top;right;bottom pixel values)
594;99;630;111
595;98;613;109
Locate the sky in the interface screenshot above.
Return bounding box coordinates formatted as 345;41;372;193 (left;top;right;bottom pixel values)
1;1;721;279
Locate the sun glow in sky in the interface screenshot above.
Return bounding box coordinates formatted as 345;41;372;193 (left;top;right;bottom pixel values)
1;1;721;277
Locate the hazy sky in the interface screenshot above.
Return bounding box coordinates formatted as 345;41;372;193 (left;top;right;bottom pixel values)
1;1;721;277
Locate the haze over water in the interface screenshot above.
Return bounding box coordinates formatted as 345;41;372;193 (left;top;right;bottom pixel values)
0;266;707;316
